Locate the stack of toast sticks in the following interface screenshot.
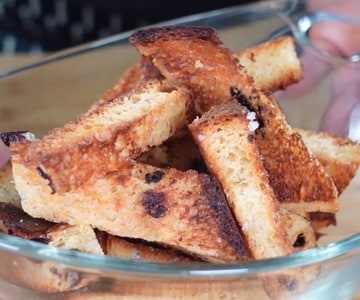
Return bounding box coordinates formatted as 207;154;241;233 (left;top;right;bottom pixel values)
1;26;360;297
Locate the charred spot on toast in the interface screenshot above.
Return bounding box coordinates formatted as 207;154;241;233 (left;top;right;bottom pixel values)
37;166;56;194
230;87;252;111
145;170;165;183
142;190;167;218
130;26;222;47
0;202;54;240
293;233;306;248
201;174;249;257
230;87;263;131
1;131;35;146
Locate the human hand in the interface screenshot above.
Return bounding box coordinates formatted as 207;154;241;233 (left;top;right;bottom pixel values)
280;0;360;138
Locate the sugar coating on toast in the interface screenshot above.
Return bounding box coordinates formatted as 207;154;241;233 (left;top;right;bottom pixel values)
130;26;339;214
189;99;293;259
10;80;193;193
12;160;248;262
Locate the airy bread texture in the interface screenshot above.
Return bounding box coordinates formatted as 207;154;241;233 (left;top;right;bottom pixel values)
102;234;197;262
92;36;302;114
47;224;104;255
4;24;360;299
12;159;248;262
130;26;339;214
0;165;201;264
88;57;162;113
0;161;21;208
10;80;192;194
235;36;303;92
296;128;360;193
189;99;293;259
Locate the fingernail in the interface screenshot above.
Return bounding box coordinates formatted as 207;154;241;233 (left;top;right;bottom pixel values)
348;102;360;142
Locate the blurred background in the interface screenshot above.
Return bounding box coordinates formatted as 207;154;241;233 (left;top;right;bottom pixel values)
0;0;256;54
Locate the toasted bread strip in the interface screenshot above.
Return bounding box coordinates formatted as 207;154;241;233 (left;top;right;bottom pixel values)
0;161;21;208
47;224;104;255
90;36;301;113
0;202;196;264
0;202;54;239
235;36;302;92
101;234;198;263
137;129;205;172
0;158;202;263
189;99;293;259
308;211;337;233
296;128;360;194
88;57;162;113
10;80;193;193
279;209;317;251
12;159;248;262
130;26;338;214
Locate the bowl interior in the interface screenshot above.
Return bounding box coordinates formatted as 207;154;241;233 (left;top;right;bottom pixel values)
0;2;359;273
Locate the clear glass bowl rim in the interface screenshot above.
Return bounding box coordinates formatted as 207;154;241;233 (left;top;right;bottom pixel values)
1;1;359;278
1;232;360;277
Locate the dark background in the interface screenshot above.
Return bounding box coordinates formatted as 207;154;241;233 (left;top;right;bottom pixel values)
0;0;254;53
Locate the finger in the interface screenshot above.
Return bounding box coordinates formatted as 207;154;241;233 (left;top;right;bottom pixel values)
278;47;331;99
279;17;360;100
320;65;360;137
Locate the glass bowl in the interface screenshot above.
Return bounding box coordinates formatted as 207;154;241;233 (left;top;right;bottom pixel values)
1;1;360;299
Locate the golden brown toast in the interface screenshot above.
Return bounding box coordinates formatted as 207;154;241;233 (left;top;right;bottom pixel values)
0;193;196;264
46;224;104;255
10;80;193;193
137;129;205;172
0;158;237;262
235;36;303;92
296;128;360;193
100;233;198;263
130;26;338;214
0;160;21;208
90;35;302;115
189;99;293;259
308;211;337;233
12;157;248;262
88;57;162;113
279;209;317;252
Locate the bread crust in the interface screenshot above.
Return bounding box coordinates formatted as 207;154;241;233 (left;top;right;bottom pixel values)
0;161;21;207
189;99;293;259
130;26;338;214
235;36;303;92
10;80;193;193
88;57;162;113
296;128;360;194
12;160;248;262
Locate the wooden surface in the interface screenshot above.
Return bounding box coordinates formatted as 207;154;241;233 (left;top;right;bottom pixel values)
0;51;360;299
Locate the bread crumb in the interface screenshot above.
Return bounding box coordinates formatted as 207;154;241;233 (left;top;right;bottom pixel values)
194;60;204;69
